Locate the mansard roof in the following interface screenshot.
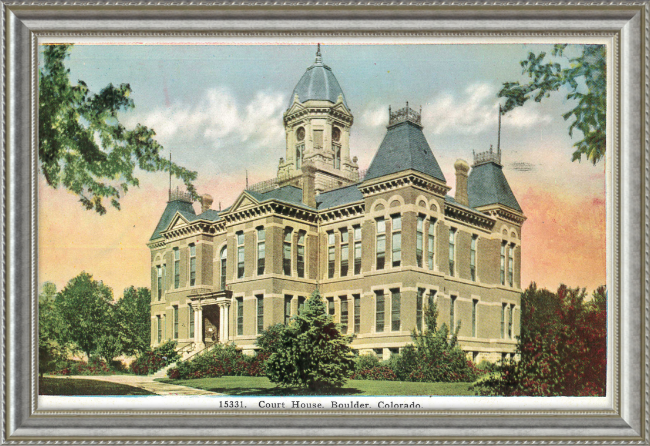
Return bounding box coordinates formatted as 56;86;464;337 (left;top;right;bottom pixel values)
149;199;197;241
316;184;363;210
468;161;522;212
246;185;307;208
364;121;446;183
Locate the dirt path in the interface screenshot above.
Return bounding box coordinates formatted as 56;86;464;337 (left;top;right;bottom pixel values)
47;374;221;396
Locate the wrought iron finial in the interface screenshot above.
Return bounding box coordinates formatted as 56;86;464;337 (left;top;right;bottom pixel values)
315;43;322;64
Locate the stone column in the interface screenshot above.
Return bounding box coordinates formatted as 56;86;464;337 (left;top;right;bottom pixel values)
196;304;205;349
218;304;225;343
223;304;230;343
193;304;200;345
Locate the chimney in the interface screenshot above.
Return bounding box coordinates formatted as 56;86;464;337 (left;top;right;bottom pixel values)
200;194;213;213
301;161;317;208
454;159;470;207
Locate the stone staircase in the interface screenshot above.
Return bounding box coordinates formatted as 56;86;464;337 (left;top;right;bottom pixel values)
151;362;177;379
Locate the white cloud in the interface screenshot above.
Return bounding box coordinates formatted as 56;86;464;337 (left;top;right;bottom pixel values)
123;87;287;172
421;83;552;135
360;105;388;128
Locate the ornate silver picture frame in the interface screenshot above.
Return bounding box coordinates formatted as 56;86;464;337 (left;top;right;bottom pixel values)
3;1;647;443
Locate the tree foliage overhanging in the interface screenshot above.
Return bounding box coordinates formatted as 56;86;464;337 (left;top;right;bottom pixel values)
39;44;198;214
498;44;606;165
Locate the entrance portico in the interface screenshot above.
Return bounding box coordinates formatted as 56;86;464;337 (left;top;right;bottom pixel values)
188;288;233;350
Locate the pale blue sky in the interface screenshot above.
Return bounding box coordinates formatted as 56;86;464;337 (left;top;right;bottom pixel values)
55;43;589;190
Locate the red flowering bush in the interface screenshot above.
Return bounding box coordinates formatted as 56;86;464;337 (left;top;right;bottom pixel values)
51;357;113;376
169;343;267;379
473;284;607;396
351;366;397;381
130;340;179;375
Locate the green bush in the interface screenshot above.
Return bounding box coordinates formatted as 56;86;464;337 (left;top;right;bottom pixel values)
130;340;179;375
354;354;381;372
387;300;477;383
51;356;114;376
264;290;355;391
168;343;267;380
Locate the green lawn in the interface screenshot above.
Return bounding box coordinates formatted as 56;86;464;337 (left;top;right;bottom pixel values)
39;377;154;396
157;376;475;396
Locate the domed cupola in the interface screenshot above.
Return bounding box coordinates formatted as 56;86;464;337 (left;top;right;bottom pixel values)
279;44;358;194
288;44;349;109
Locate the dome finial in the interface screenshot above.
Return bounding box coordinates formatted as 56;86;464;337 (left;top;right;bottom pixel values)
315;43;322;64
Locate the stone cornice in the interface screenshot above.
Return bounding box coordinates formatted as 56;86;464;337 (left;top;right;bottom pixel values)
358;170;451;198
222;201;318;225
476;204;527;226
444;201;496;230
318;202;365;223
284;106;353;127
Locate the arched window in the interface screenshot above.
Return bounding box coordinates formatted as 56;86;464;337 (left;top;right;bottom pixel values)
220;246;227;290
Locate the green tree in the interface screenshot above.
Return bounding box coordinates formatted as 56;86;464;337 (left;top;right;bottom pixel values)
264;290;355;391
38;282;69;376
390;299;475;382
498;44;606;164
39;44;198;214
113;286;151;356
54;272;114;359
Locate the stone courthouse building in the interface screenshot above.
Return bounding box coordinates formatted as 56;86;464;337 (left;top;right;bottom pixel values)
148;46;526;362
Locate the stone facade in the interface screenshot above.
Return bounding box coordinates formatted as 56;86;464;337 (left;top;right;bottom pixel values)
148;47;526;363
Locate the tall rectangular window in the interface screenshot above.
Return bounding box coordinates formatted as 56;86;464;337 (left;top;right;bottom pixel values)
328;297;335;317
354;294;361;334
174;248;180;288
500;242;506;285
256;295;264;334
428;220;435;270
416;216;424;267
392;215;401;267
448;228;456;276
283;228;292;276
416;288;424;332
508;304;514;338
189;244;196;286
157;315;162;343
328;231;336;278
237;232;245;279
220;247;227;290
163;314;166;339
427;290;437;329
340;229;349;277
257;228;265;276
298;296;306;314
284;295;292;324
189;305;194;339
157;266;162;301
313;129;323;149
162;264;166;294
450;295;456;332
501;303;506;338
340;297;349;333
508;244;514;287
297;231;305;278
353;226;362;275
376;218;386;270
237;298;244;336
391;289;401;331
173;305;179;339
470;235;477;282
472;299;478;337
375;290;385;333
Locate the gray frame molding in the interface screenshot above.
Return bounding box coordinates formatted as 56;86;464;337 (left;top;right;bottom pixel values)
3;2;646;443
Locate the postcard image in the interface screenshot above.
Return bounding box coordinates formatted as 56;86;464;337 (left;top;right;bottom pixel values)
37;40;608;410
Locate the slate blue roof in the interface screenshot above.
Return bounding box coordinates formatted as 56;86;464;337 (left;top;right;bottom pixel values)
289;49;348;109
316;184;364;210
468;162;522;212
364;121;446;183
247;185;308;208
149;199;197;241
197;209;221;222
